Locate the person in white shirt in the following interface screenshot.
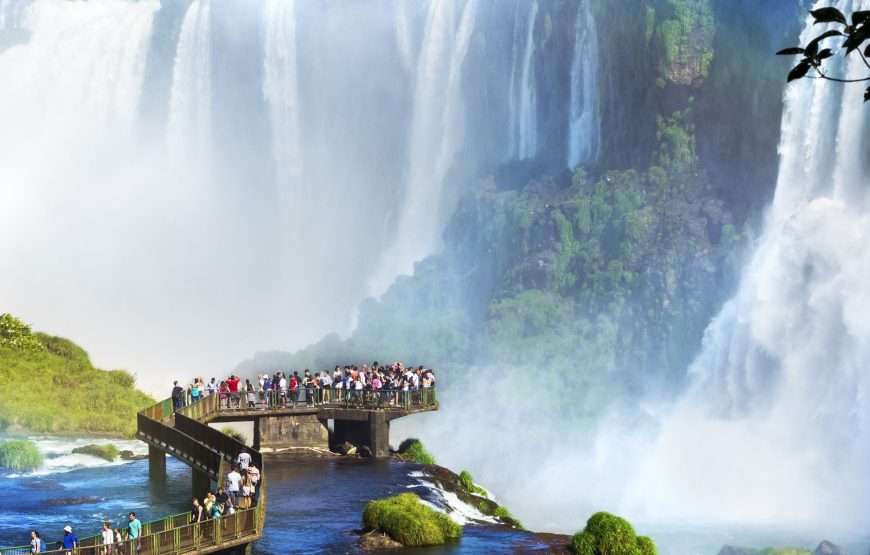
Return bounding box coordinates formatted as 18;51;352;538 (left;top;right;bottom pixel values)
101;522;113;553
226;467;242;507
236;450;252;471
206;378;218;397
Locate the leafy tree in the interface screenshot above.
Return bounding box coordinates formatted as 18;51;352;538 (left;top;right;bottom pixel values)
777;6;870;101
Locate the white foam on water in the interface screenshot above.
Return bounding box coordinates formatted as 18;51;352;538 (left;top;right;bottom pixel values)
5;436;147;478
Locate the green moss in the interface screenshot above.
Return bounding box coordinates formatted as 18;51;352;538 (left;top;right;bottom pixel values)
493;506;524;529
656;0;714;85
398;439;436;465
569;512;657;555
220;427;247;445
363;493;462;546
0;439;43;471
0;314;155;437
71;444;119;462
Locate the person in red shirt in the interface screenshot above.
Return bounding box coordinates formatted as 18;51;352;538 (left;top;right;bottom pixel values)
289;374;299;407
226;375;241;409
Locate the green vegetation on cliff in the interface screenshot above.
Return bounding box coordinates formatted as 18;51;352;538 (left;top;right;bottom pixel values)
397;438;436;465
363;493;462;546
0;439;43;471
570;512;657;555
0;314;154;437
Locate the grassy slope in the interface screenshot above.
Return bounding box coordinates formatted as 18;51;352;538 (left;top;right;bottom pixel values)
0;327;154;437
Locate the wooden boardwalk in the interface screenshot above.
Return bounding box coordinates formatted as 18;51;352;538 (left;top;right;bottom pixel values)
1;389;438;555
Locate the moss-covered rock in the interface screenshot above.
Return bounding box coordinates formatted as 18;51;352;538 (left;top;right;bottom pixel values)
569;512;657;555
0;439;43;471
71;443;119;462
458;470;488;496
396;438;436;465
362;493;462;547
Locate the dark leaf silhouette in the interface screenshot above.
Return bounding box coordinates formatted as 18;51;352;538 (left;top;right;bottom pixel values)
853;10;870;25
811;7;847;25
865;87;870;102
817;48;834;60
776;47;805;55
788;61;812;82
843;24;870;53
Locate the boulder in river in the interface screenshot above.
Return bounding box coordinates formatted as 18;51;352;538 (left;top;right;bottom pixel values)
359;531;403;551
119;450;146;461
358;446;373;458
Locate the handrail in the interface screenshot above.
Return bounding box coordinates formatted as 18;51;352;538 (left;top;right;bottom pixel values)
215;387;438;412
137;413;222;479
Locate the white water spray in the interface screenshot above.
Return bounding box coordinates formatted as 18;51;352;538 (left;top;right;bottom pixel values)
506;0;538;161
369;0;479;296
629;0;870;534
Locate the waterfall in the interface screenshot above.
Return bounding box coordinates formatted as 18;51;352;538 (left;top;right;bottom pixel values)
368;0;479;297
567;0;600;169
167;0;211;157
506;0;538;160
263;0;301;180
632;0;870;532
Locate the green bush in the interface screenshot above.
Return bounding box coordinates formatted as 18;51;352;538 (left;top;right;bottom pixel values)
72;444;119;462
363;492;461;546
398;438;436;465
570;512;657;555
0;440;43;471
0;313;44;352
220;427;247;445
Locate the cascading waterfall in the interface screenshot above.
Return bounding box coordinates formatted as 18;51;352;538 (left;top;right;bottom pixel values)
506;0;538;161
263;0;301;181
167;0;212;157
368;0;479;296
630;0;870;533
567;0;600;169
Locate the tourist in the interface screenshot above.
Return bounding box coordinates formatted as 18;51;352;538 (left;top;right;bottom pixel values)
29;531;40;554
216;487;230;510
278;372;288;406
245;379;257;409
239;473;253;509
210;500;223;520
246;463;260;505
226;375;241;408
127;512;142;548
190;379;202;404
206;377;218;397
191;497;204;523
171;381;185;411
61;526;77;555
225;466;242;507
101;522;113;555
236;449;251;471
203;491;215;516
113;529;124;547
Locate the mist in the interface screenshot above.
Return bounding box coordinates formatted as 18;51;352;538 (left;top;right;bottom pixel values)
4;0;869;550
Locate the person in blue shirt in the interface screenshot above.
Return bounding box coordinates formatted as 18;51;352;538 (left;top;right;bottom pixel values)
61;526;77;554
127;512;142;540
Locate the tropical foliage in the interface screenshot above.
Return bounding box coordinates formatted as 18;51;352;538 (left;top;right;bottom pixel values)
362;493;462;546
570;512;657;555
0;439;43;471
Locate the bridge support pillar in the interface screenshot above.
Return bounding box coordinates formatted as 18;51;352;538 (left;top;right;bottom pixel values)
253;418;261;451
148;446;166;481
192;468;211;500
332;413;390;458
258;414;329;452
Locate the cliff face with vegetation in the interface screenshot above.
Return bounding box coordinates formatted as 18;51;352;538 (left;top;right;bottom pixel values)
0;314;154;437
240;1;804;414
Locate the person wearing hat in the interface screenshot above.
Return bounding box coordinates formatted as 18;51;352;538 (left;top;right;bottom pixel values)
61;525;78;554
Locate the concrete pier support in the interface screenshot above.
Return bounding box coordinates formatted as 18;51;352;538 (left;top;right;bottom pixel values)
331;413;390;457
148;445;166;480
258;414;329;452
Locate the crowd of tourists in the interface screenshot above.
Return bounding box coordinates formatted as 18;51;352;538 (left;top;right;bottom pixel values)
192;451;261;523
22;513;142;554
171;362;437;410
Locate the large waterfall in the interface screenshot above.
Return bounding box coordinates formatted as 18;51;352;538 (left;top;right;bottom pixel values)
507;0;538;161
631;0;870;533
567;0;600;169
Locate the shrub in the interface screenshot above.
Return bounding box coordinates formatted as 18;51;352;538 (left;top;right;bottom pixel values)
363;492;461;546
398;438;435;465
458;470;488;496
0;440;43;471
0;314;44;352
493;505;524;529
220;427;247;445
72;444;119;462
570;512;658;555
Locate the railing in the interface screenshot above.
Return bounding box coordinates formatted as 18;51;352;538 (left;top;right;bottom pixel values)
173;413;261;472
213;387;438;412
137;413;222;479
